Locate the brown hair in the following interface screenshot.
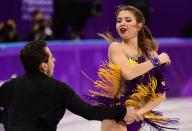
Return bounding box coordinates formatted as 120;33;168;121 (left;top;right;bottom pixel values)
100;5;158;55
20;40;49;74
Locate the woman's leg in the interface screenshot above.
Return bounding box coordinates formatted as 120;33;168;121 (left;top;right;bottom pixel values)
101;120;127;131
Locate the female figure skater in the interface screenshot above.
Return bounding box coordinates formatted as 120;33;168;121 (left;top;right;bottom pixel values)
85;5;179;131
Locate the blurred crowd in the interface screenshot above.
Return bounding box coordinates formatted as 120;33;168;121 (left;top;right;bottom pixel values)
0;0;191;43
0;9;54;43
0;19;20;42
0;0;102;43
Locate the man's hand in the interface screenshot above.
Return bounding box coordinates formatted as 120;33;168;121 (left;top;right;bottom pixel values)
123;107;139;125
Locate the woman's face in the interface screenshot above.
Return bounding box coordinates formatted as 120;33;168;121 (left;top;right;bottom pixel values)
116;10;141;40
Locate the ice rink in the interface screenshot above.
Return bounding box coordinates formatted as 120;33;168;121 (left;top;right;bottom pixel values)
1;97;189;131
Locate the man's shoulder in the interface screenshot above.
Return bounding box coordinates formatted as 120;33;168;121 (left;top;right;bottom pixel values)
0;75;23;88
43;77;69;88
53;79;69;88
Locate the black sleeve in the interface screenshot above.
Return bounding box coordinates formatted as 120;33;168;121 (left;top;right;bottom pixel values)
57;82;126;121
0;81;9;107
0;83;5;107
0;110;2;123
0;80;14;125
0;80;15;107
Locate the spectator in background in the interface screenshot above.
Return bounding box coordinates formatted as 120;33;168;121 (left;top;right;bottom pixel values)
0;22;4;42
52;0;102;40
0;19;20;42
123;0;153;25
28;10;54;41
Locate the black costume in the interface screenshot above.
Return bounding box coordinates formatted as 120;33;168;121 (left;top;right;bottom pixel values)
0;72;126;131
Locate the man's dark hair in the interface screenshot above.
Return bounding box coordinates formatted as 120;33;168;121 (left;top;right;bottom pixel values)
19;40;49;74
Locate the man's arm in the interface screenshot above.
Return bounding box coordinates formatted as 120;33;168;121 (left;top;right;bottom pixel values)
58;82;127;121
0;108;2;123
0;80;15;107
0;80;14;126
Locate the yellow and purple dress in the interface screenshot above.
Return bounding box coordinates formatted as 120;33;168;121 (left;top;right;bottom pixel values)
84;56;179;131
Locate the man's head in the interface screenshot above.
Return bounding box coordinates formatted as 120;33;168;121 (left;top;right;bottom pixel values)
19;40;55;77
31;10;43;22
